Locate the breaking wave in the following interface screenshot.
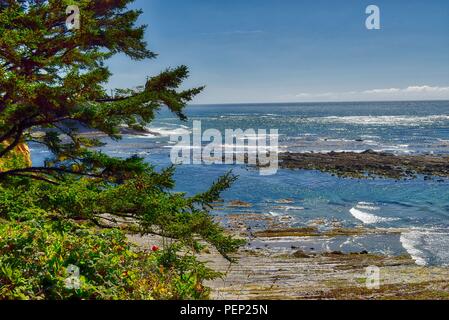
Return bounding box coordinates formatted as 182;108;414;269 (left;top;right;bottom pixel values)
349;202;399;224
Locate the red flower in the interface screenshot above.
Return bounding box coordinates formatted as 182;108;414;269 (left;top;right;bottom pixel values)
151;245;159;252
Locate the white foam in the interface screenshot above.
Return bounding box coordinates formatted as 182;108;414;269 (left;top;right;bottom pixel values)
164;143;285;154
400;231;428;266
356;204;380;211
287;135;412;154
400;229;449;266
235;133;282;141
145;126;192;138
307;115;449;126
281;206;305;211
349;202;398;224
350;208;385;224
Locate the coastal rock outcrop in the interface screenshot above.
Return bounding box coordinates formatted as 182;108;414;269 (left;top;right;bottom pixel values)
278;151;449;179
0;141;32;171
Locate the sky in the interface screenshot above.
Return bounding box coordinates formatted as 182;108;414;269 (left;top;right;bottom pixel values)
106;0;449;104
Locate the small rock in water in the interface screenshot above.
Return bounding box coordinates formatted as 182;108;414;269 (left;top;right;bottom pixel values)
292;250;310;258
275;198;295;204
307;219;326;227
228;200;252;208
279;216;293;223
330;251;344;255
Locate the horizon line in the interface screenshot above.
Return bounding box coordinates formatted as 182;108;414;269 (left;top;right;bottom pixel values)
189;98;449;107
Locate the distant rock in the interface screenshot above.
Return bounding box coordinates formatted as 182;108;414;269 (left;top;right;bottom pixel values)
277;150;449;180
227;200;253;208
275;198;295;204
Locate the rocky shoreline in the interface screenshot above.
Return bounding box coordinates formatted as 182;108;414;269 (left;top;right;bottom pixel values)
129;211;449;300
277;150;449;180
121;145;449;299
203;213;449;300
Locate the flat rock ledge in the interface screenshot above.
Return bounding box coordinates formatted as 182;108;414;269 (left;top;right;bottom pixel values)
128;213;449;300
205;214;449;300
278;150;449;180
204;247;449;300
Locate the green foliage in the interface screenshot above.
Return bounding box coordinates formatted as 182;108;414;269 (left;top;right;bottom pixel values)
0;0;203;181
0;217;217;300
0;172;243;260
0;170;243;299
0;0;244;300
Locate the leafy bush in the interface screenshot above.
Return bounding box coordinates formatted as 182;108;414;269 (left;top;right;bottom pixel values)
0;216;222;300
0;173;243;300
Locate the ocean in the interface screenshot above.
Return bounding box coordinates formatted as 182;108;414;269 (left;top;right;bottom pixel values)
30;100;449;266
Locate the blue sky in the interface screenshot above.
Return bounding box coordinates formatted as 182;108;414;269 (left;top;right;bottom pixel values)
106;0;449;104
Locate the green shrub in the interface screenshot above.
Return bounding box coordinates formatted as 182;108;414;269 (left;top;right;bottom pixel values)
0;175;243;300
0;217;217;300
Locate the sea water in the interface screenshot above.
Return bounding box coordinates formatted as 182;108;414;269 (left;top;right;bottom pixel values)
29;101;449;266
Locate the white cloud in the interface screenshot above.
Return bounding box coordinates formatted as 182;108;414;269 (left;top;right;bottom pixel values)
295;92;333;98
404;85;449;93
363;88;401;94
293;85;449;102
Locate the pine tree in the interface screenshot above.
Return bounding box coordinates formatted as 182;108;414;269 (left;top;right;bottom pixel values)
0;1;242;299
0;0;199;181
